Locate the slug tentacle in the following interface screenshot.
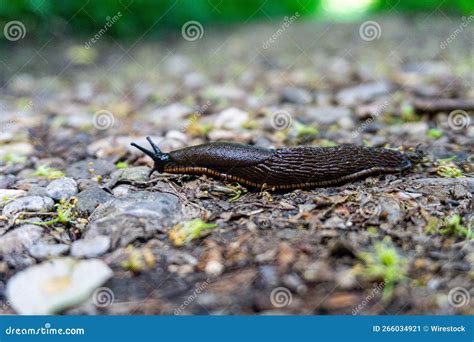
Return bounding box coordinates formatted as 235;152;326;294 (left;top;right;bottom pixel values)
131;136;170;176
131;139;419;190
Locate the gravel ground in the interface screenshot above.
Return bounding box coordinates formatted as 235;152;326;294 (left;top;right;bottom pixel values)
0;15;473;315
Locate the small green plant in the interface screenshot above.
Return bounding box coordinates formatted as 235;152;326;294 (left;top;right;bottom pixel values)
294;122;318;138
436;158;463;178
358;237;407;301
400;103;419;122
224;182;248;202
319;139;338;147
427;128;443;139
168;219;217;246
121;246;155;272
23;197;77;227
33;165;65;179
426;214;473;239
0;153;27;165
115;161;128;169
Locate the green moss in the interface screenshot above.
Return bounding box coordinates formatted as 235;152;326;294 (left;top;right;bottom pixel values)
425;214;472;239
115;161;128;169
436;158;463;178
32;165;65;179
319;139;338;147
294;122;318;138
427;128;443;139
169;219;217;246
400;103;420;122
0;153;27;165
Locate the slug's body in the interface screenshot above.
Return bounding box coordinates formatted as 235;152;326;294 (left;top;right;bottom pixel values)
132;137;419;190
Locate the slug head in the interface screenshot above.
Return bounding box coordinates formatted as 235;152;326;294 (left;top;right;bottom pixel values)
131;136;170;177
405;144;425;165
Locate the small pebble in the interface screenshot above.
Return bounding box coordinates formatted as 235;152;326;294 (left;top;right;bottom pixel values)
46;177;78;200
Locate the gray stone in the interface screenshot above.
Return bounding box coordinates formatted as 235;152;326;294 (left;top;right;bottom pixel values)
379;198;403;224
0;175;16;188
112;185;132;197
85;191;181;247
336;82;392;106
46;177;78;200
304;106;351;125
110;166;150;184
6;258;113;314
2;196;54;218
28;242;70;259
214;107;249;130
0;224;44;266
27;185;48;197
281;87;312;105
74;186;114;217
71;236;111;258
0;189;26;207
66;159;115;180
324;216;346;229
412;178;474;195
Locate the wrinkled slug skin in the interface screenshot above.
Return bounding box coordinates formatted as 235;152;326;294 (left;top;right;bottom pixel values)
162;143;411;190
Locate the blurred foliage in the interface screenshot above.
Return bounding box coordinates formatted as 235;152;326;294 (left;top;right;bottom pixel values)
0;0;471;39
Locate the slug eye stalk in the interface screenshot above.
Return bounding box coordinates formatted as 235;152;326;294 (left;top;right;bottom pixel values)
131;136;170;176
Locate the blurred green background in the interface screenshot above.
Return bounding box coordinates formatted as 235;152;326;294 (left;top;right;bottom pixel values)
0;0;472;39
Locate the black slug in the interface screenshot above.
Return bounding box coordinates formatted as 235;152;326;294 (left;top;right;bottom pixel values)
131;137;421;190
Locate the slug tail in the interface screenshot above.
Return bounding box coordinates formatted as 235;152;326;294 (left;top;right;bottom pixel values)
131;137;170;177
